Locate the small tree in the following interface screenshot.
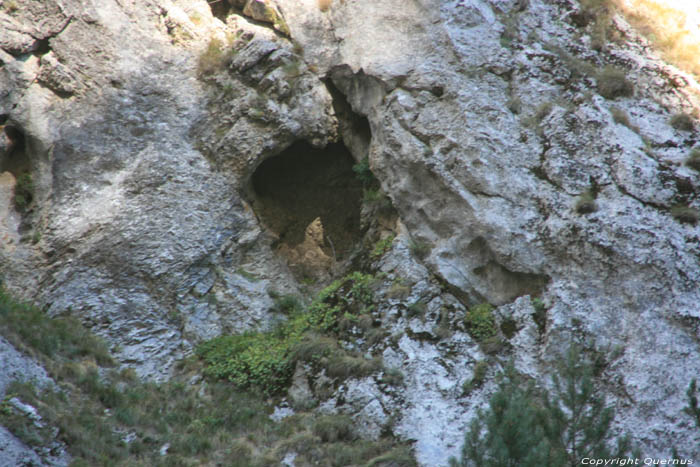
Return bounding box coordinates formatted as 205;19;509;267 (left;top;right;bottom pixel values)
542;345;632;466
451;345;635;467
450;366;552;467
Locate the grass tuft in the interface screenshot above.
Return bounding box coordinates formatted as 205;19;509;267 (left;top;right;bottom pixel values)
671;113;695;132
596;66;634;99
685;148;700;171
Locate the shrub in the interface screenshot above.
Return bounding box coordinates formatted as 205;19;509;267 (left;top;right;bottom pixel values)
596;66;634;99
671;113;695;132
196;332;294;396
531;298;547;334
685;148;700;171
671;205;699;225
270;292;302;315
464;303;497;341
198;272;379;394
575;190;597;214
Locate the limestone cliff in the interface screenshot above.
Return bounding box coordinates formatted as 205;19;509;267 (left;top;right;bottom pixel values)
1;0;699;465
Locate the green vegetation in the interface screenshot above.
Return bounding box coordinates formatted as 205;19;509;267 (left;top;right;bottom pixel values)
197;272;384;395
685;148;700;171
0;288;112;365
371;234;395;260
408;238;431;258
406;299;427;319
235;267;260;282
671;205;699;225
13;173;34;213
450;346;636;466
685;379;700;428
464;303;497;341
575;190;597;214
596;66;634;99
353;157;394;210
462;360;488;395
269;291;303;315
531;297;547;334
670;113;695;132
0;288;415;466
197;36;242;78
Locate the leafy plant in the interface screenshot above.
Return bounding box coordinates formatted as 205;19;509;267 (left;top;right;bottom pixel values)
371;235;395;259
464;303;497;341
197;272;380;395
0;288;415;466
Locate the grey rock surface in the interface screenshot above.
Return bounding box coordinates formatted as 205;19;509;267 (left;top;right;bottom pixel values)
1;0;700;464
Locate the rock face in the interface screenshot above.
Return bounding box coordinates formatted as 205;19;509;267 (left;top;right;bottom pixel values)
1;0;700;465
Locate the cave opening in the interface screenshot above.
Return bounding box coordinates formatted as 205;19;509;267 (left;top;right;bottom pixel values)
249;141;364;277
0;124;34;216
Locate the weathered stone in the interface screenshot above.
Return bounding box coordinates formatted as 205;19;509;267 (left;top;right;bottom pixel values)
1;0;700;465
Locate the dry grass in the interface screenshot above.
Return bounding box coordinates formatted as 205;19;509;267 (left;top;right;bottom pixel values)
613;0;700;79
318;0;332;12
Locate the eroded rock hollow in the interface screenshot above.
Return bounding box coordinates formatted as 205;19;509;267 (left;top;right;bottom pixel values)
248;140;365;282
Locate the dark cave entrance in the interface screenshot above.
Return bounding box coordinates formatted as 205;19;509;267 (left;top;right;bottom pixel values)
250;141;364;264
